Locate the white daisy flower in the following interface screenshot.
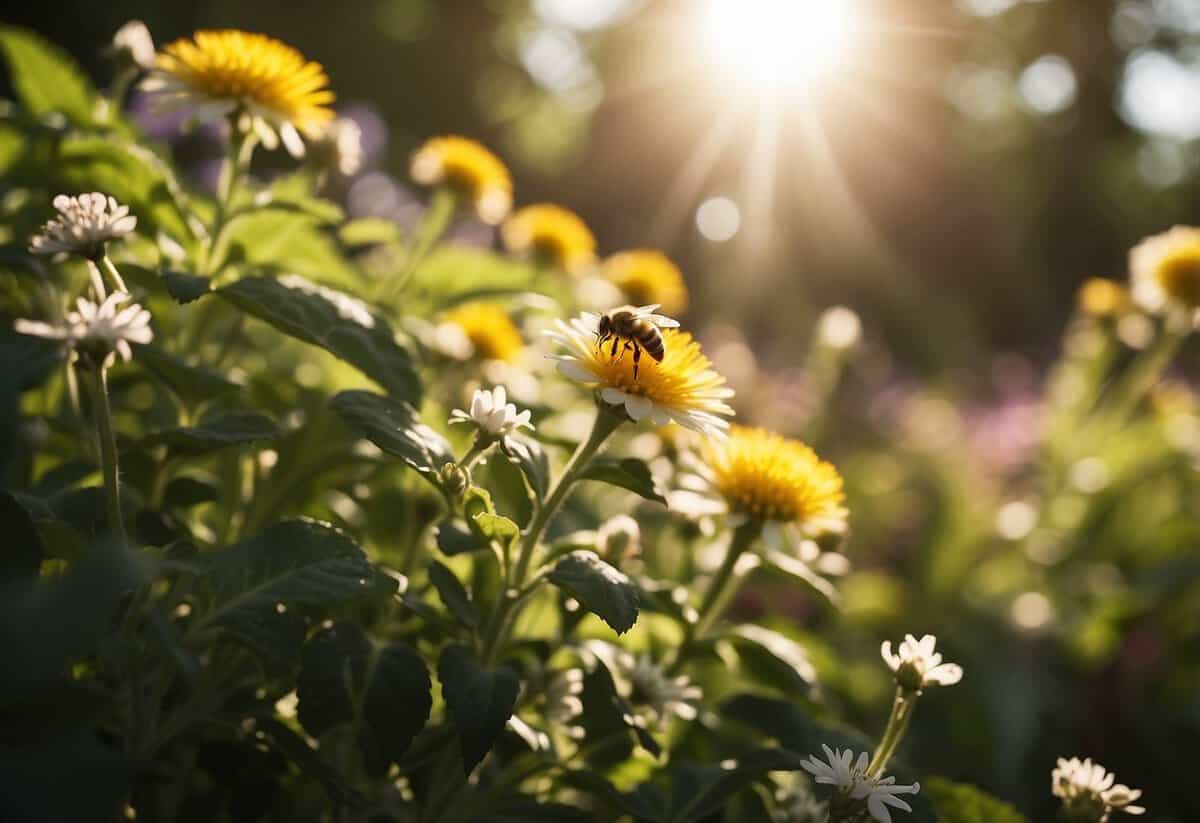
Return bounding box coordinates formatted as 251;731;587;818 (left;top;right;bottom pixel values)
541;669;585;727
449;386;533;439
546;308;734;438
614;651;702;727
112;21;156;70
1128;225;1200;326
1052;757;1145;819
29;193;137;260
801;745;921;823
880;634;963;693
15;292;153;366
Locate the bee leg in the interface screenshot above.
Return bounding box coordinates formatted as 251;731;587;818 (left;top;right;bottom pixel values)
595;332;607;353
632;342;642;380
610;335;620;358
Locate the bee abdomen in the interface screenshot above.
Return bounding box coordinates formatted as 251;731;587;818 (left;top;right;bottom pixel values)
638;331;665;361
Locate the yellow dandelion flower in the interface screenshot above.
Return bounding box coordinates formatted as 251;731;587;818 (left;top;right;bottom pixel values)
547;309;734;437
410;136;513;225
442;302;524;363
1076;278;1130;318
503;204;596;275
603;250;689;315
702;426;847;536
1130;225;1200;321
146;30;334;156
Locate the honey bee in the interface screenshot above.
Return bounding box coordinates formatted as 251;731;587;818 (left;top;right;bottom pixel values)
595;304;680;379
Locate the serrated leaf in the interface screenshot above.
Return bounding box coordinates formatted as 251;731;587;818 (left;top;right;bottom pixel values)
437;644;519;775
580;458;667;505
923;777;1027;823
472;512;519;547
142;412;279;454
0;26;96;125
549;551;639;635
727;625;818;695
500;436;549;500
428;560;479;628
359;641;433;774
220;276;421;401
0;489;43;583
201;519;395;659
161;270;211;304
330;390;451;480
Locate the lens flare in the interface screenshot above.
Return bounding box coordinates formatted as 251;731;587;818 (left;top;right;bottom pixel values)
706;0;855;89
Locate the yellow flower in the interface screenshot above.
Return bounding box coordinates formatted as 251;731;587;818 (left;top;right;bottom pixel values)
548;310;734;437
1076;278;1130;318
703;426;847;535
603;250;689;315
410;136;513;225
147;30;334;156
502;204;596;274
1130;226;1200;321
442;302;524;363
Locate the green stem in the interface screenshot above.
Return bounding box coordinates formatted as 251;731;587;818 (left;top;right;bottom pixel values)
1096;324;1186;429
479;405;624;665
386;186;457;300
691;521;760;640
84;365;126;542
100;255;129;294
867;688;916;777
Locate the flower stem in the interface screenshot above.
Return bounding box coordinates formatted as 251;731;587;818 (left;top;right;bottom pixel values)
100;255;129;294
86;260;109;300
867;688;917;777
479;405;623;665
83;364;126;543
690;521;760;640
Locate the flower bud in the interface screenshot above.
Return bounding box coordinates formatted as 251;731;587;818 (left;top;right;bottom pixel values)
597;514;641;565
438;462;470;498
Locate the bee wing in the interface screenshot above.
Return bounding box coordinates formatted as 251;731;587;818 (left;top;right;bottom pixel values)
646;314;680;328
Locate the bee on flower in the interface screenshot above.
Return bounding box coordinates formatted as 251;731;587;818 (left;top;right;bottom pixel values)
1052;757;1145;821
602;250;689;316
503;204;596;275
144;29;335;156
410;136;512;225
1129;225;1200;327
30;193;137;261
547;308;734;438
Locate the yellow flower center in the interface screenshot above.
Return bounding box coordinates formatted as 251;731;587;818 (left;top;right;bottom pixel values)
1155;246;1200;309
604;250;689;315
503;204;596;274
1076;278;1128;318
157;30;334;133
443;303;524;362
582;329;723;408
411;136;512;221
704;425;846;528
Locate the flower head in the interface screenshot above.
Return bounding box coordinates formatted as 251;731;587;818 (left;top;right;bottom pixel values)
615;652;701;728
15;292;153;367
1053;757;1145;820
410;136;512;225
112;21;155;70
800;745;920;823
441;302;524;363
548;310;733;438
1129;225;1200;323
30;193;137;260
146;29;334;156
449;386;533;440
313;117;364;177
880;633;963;693
603;250;688;315
503;204;596;274
541;669;585;728
1076;278;1130;319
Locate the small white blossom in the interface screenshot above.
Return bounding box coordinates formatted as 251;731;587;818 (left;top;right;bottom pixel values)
541;669;584;727
30;193;137;260
15;293;153;365
801;745;920;823
1053;757;1145;819
112;21;156;70
615;651;701;727
880;633;963;692
449;386;533;439
316;117;364;176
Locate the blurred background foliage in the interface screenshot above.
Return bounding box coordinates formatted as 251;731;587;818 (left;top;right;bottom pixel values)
3;0;1199;820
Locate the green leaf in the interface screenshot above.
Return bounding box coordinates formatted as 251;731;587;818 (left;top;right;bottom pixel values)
0;489;43;583
134;344;242;405
221;277;421;402
667;749;809;823
201;519;396;659
436;518;489;556
437;644;520;775
161;270;212;304
255;715;366;809
472;512;520;547
216;209;359;288
340;218;402;247
580;458;667;505
142;411;279;454
428;560;480;628
500;436;550;500
359;641;433;774
330;391;451;481
923;777;1027;823
297;621;371;736
726;625;818;696
548;551;639;635
0;26;96;125
577;650;661;760
161;476;219;508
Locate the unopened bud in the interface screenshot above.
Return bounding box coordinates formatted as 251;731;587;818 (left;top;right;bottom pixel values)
438;462;470;497
597;515;641;565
